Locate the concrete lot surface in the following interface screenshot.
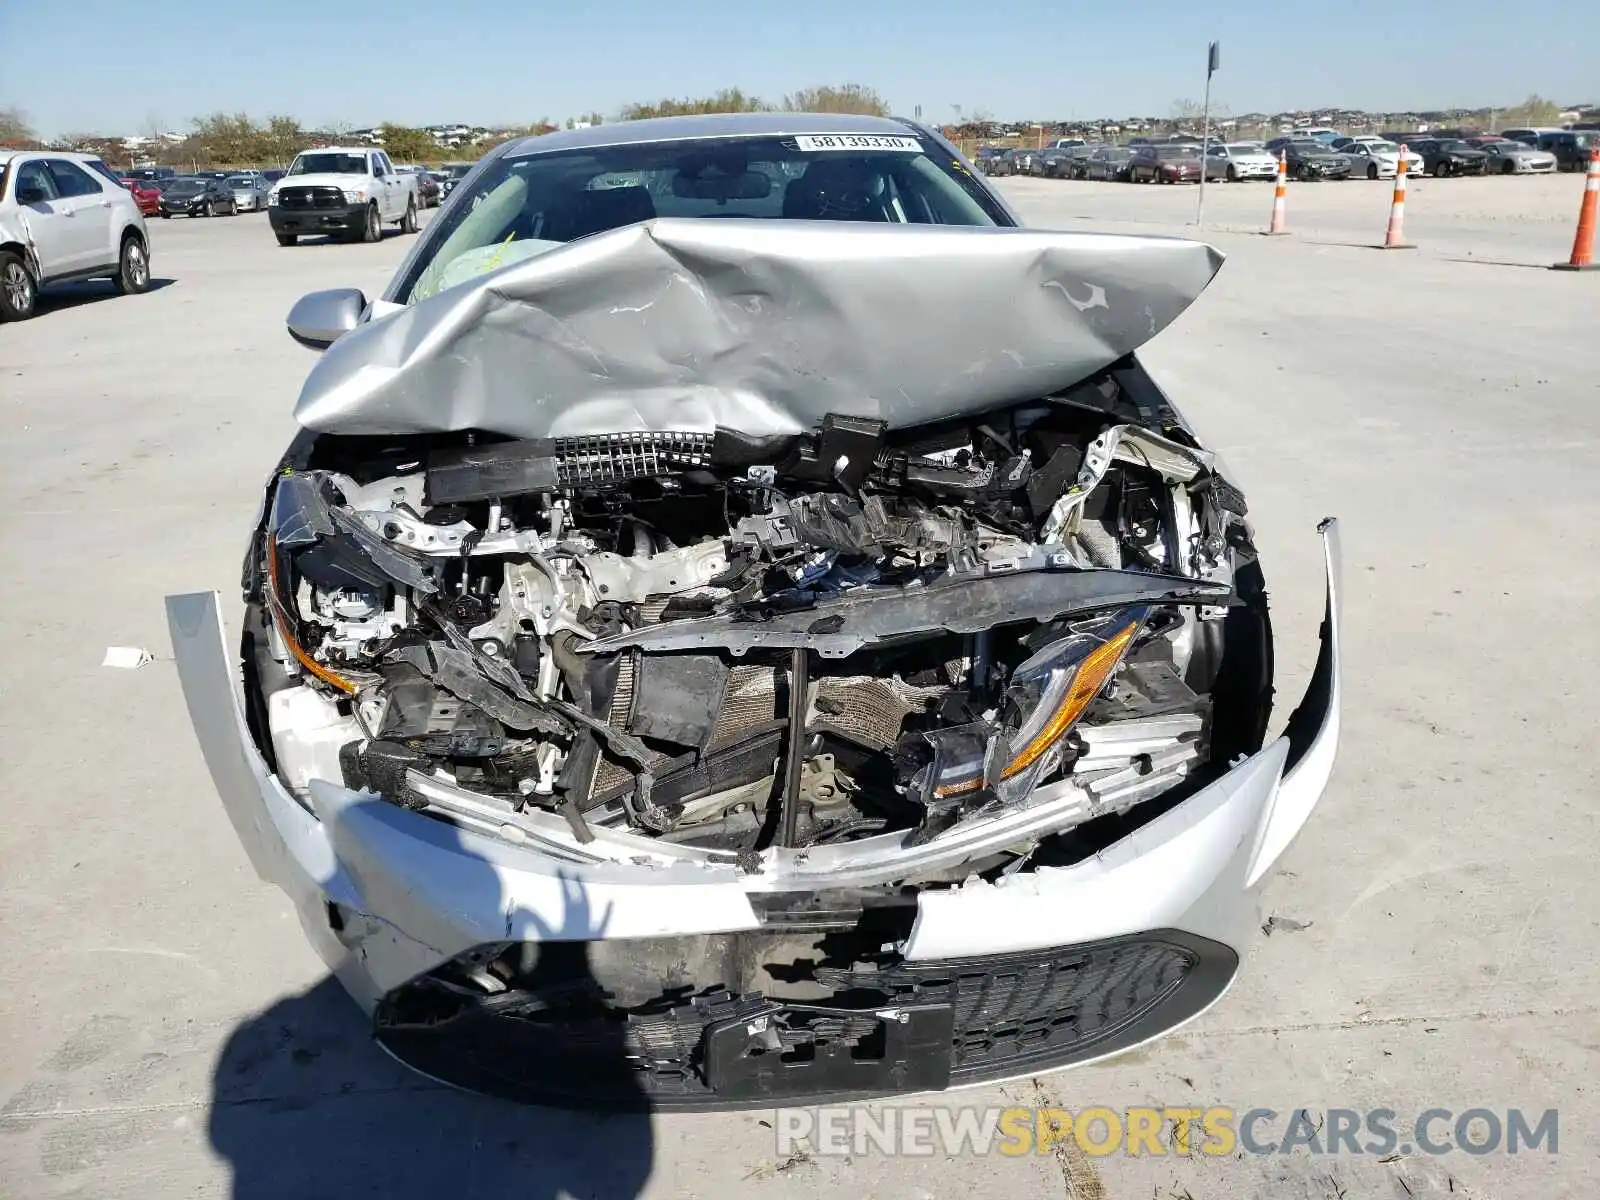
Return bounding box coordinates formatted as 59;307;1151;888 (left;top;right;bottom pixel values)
2;174;1597;1199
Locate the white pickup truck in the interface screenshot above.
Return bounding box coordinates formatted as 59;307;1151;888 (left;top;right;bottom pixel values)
266;146;419;246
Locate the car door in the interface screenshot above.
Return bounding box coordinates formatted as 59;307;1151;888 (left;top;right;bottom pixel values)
372;153;400;218
49;159;121;268
9;159;95;278
386;154;407;212
369;154;388;216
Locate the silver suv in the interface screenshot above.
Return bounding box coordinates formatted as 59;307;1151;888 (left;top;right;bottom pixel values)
0;149;152;321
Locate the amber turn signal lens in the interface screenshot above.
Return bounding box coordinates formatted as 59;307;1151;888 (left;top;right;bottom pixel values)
1001;620;1139;780
265;533;358;695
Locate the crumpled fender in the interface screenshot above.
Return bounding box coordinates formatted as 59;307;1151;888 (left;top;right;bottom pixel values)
0;212;42;281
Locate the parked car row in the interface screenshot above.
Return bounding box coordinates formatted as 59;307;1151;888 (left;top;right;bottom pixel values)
111;172;272;218
976;128;1576;184
1398;128;1593;170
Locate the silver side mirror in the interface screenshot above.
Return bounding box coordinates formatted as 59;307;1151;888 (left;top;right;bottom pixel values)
286;288;367;350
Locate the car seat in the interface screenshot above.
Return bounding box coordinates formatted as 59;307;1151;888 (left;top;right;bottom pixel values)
542;184;657;242
781;158;894;221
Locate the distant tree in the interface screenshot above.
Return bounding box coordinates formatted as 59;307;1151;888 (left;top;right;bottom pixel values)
260;116;302;165
782;85;889;116
49;132;128;166
1;106;39;146
472;122;561;157
158;132;206;171
1496;93;1561;129
378;124;438;163
191;112;267;165
618;90;767;121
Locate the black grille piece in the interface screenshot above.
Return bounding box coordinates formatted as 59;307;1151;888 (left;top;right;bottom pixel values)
374;930;1236;1110
812;938;1194;1080
553;432;714;486
425;432;717;505
278;185;344;210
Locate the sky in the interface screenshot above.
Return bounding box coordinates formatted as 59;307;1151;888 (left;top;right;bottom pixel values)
2;0;1593;137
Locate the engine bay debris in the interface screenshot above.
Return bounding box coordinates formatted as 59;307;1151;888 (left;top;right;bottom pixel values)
247;360;1270;879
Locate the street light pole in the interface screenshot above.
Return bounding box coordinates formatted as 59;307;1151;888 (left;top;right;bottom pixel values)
1196;40;1221;229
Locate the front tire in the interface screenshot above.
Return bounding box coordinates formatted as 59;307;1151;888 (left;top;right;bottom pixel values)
361;203;382;243
400;198;418;234
1227;165;1238;182
1501;160;1515;175
0;251;38;322
1367;163;1379;180
276;233;297;247
202;199;214;217
113;235;150;296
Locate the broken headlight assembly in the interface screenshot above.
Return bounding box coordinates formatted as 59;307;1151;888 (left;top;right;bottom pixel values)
922;609;1147;813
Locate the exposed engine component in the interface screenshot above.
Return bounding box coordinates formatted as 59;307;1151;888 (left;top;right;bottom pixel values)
250;386;1255;870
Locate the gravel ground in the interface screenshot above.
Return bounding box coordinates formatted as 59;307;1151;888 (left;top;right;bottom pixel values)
1;174;1597;1199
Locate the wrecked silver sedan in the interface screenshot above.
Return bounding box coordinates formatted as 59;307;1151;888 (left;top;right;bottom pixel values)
168;114;1340;1107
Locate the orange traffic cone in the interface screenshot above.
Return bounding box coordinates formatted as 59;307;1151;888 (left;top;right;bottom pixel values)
1552;144;1600;272
1378;144;1415;249
1266;153;1289;235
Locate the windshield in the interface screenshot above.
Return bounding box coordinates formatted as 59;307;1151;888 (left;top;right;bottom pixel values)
288;152;367;176
226;176;255;187
400;133;1011;304
445;163;474;178
1152;146;1192;159
166;179;205;194
1223;144;1259;154
1438;140;1472;151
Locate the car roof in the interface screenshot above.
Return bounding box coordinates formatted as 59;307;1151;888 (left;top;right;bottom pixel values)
293;145;374;156
0;148;108;166
494;112;920;160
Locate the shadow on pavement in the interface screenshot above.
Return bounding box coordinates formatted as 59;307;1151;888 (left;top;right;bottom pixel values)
1442;256;1565;271
207;795;654;1199
33;277;176;316
208;972;655;1200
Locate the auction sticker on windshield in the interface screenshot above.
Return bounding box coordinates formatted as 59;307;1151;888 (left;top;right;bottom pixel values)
794;134;922;152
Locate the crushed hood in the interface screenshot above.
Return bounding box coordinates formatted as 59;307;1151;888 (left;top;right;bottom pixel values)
294;219;1224;440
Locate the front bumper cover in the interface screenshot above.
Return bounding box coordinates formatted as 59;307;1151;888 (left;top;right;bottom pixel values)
166;519;1342;1103
269;202;367;234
